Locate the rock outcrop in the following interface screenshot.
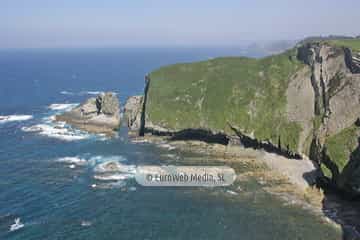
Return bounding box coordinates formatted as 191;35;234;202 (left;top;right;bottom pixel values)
296;42;360;196
124;95;143;133
56;92;120;134
128;39;360;197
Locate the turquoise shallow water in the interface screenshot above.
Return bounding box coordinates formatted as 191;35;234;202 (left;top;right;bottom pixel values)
0;48;342;239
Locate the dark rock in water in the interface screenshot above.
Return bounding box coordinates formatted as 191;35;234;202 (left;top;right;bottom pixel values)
56;92;120;134
124;95;143;133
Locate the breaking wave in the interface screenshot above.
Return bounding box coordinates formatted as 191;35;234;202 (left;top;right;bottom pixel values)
55;155;130;170
0;115;33;124
55;154;136;187
94;173;134;181
48;103;78;111
60;90;114;96
22;123;90;141
87;155;127;167
56;157;87;165
60;91;74;95
82;91;103;95
94;160;136;174
20;102;103;141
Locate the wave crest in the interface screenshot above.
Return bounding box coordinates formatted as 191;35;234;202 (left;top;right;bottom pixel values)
0;115;33;124
22;123;90;141
48;103;78;111
56;157;87;165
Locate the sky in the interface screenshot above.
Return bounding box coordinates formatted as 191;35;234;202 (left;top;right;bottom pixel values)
1;0;359;48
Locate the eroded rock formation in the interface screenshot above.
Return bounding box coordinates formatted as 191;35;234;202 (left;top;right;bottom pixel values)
56;92;120;134
124;95;143;133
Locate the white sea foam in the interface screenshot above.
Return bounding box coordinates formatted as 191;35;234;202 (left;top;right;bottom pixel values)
9;218;24;232
94;173;134;181
88;155;127;166
100;181;127;189
0;115;33;124
60;90;111;96
48;103;78;111
81;221;92;227
42;115;56;123
159;143;176;150
81;91;103;95
22;123;90;141
131;138;149;144
226;190;239;196
56;157;87;165
162;153;180;160
94;160;136;174
55;155;129;169
91;157;136;183
60;91;74;95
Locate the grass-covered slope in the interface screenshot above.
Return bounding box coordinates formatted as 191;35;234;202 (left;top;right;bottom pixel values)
328;39;360;52
146;49;305;152
325;125;360;172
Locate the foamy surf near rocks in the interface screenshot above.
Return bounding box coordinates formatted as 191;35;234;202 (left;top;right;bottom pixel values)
55;92;120;135
94;160;136;173
0;115;33;124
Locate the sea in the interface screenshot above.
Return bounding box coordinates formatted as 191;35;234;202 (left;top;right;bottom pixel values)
0;47;343;239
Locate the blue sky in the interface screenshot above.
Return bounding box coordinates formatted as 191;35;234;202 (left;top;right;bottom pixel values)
1;0;359;48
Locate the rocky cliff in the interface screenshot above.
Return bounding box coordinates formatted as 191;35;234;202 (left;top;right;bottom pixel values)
296;41;360;197
127;39;360;197
56;92;120;134
124;95;143;134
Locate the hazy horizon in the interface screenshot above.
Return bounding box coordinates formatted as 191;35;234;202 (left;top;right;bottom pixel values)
1;0;359;49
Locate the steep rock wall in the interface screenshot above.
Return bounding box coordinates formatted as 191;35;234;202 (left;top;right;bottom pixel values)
297;42;360;196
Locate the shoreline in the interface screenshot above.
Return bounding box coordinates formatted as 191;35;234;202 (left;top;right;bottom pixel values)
131;135;340;223
134;134;360;238
135;134;319;191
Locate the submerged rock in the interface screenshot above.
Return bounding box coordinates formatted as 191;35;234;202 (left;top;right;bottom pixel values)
56;92;120;134
94;160;136;173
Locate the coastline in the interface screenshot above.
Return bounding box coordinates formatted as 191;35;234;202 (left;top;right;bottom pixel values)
130;134;342;228
137;134;360;238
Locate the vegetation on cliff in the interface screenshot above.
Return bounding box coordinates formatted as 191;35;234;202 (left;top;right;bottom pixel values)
325;125;360;173
147;49;304;152
139;38;360;196
328;39;360;52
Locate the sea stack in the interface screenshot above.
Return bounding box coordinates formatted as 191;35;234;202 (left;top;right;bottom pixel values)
56;92;120;134
124;95;143;135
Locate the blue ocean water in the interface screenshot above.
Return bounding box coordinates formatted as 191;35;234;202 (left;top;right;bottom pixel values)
0;48;341;240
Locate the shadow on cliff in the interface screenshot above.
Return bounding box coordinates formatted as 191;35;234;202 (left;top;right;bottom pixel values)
319;138;360;240
227;122;302;159
170;129;229;144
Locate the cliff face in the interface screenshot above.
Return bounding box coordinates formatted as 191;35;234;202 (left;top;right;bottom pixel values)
295;41;360;196
124;95;143;133
145;49;304;156
130;39;360;196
